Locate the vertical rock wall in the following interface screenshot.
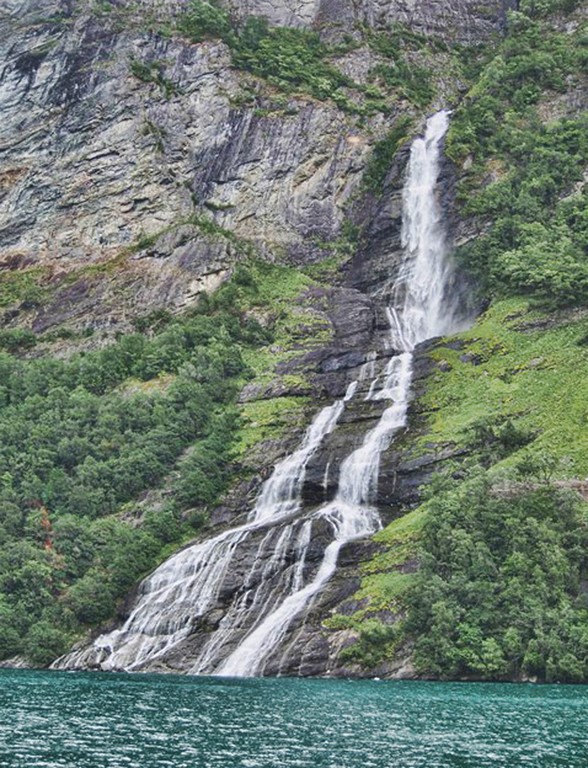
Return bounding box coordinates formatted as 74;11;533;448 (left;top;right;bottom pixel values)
223;0;517;40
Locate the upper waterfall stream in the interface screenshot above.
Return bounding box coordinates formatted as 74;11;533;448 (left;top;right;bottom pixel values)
54;110;465;677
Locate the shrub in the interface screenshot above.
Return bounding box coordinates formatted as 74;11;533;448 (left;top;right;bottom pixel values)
447;8;587;306
24;621;71;666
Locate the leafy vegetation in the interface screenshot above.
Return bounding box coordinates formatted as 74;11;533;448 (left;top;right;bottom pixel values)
342;296;588;679
365;26;437;108
407;470;588;682
0;254;337;664
176;2;363;112
172;1;437;113
362;116;413;192
130;58;177;98
446;9;588;306
520;0;581;17
0;268;281;663
423;298;588;472
0;268;47;308
232;21;353;107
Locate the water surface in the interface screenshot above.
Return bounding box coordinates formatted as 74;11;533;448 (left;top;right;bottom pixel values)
1;670;587;767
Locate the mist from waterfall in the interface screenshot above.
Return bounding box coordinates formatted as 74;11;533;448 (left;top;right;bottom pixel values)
54;109;465;677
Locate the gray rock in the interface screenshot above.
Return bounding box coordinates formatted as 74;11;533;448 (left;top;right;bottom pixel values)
0;6;372;334
223;0;516;42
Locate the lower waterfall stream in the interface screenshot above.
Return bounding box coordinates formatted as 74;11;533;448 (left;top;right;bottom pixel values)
55;109;466;677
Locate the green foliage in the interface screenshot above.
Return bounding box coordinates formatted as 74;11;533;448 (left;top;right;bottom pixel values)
422;299;588;473
0;329;38;352
63;572;116;625
0;269;281;664
0;269;47;308
24;621;71;666
464;415;536;465
130;58;177;98
173;410;238;507
446;8;587;306
177;0;235;45
493;218;588;304
176;2;355;108
520;0;580;17
174;1;415;113
366;26;436;107
233;24;353;105
339;620;401;668
362;116;413;192
406;470;588;682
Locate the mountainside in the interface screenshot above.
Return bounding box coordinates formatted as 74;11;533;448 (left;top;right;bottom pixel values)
0;0;586;681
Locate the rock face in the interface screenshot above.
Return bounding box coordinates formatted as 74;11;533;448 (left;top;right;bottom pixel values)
2;1;493;676
0;2;371;332
224;0;517;41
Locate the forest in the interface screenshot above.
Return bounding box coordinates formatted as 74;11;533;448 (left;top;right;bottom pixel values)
0;270;270;663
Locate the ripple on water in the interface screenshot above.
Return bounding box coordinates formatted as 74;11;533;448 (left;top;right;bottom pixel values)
0;672;587;768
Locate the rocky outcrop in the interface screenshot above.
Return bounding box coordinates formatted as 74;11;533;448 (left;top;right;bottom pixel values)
0;0;496;339
0;3;373;334
224;0;517;41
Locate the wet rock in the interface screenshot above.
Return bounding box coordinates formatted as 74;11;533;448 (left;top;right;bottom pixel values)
459;352;483;365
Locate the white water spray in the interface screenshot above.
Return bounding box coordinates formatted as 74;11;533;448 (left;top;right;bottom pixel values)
54;385;355;672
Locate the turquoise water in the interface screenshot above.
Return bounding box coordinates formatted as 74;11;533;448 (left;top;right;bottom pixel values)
0;670;587;767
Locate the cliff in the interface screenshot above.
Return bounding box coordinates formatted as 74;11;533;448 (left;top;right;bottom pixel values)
223;0;518;40
0;0;586;681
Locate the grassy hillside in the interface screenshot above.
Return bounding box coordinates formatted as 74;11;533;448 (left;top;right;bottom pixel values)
336;1;588;682
338;304;588;683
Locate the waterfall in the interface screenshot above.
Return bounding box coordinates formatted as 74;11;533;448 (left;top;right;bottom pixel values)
217;109;461;677
54;109;464;677
54;385;356;672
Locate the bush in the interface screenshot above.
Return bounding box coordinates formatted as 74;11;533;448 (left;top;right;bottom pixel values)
447;7;587;307
173;1;410;113
493;222;588;305
362;116;412;192
64;572;115;625
24;621;71;666
0;266;270;663
177;0;235;44
0;329;37;352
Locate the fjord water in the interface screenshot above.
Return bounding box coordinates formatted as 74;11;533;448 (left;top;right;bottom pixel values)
56;110;464;675
2;671;587;768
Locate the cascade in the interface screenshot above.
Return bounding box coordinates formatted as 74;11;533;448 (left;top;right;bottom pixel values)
54;109;465;676
55;385;356;672
217;109;461;677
